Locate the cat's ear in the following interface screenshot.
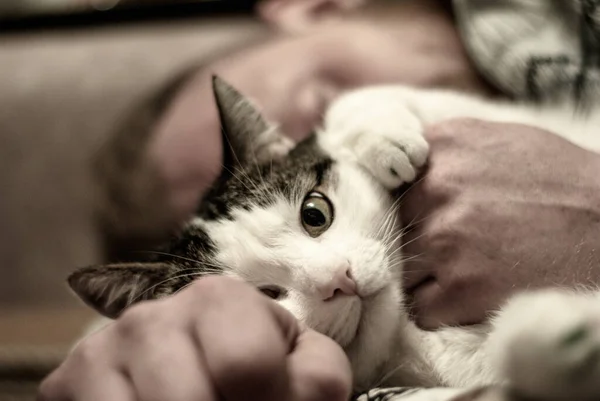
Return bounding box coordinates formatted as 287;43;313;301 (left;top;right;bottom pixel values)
68;263;174;319
93;69;294;261
212;75;293;170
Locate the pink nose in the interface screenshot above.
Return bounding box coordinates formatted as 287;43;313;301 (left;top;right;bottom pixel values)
318;267;357;301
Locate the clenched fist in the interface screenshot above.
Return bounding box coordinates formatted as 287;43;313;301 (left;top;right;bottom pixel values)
39;277;352;401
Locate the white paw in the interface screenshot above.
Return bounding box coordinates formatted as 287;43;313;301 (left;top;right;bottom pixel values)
320;108;429;190
491;290;600;400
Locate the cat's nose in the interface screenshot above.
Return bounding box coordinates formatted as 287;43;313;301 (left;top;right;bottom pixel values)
318;267;357;301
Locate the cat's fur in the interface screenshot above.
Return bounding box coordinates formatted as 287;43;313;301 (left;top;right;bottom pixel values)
70;77;600;400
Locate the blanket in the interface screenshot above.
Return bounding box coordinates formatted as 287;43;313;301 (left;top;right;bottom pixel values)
353;0;600;400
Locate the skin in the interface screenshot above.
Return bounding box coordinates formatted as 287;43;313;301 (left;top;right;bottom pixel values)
38;277;352;401
402;119;600;329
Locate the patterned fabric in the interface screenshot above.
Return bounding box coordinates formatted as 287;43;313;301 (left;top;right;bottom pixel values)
454;0;600;106
353;386;523;401
355;387;472;401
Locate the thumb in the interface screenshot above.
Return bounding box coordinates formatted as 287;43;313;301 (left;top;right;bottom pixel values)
288;329;352;401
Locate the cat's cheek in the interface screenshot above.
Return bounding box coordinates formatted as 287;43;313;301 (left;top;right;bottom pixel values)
345;240;392;297
276;296;307;324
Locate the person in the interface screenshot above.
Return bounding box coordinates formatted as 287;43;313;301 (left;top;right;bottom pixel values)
38;0;600;400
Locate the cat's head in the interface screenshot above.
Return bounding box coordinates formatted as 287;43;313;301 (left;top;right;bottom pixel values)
69;77;404;384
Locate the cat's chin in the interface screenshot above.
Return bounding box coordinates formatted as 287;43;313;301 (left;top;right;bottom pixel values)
330;286;390;348
355;286;398;340
345;283;403;389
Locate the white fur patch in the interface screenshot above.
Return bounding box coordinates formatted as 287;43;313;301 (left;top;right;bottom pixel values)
192;161;404;387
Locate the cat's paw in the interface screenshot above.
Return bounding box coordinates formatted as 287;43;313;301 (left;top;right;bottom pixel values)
491;290;600;400
320;109;429;190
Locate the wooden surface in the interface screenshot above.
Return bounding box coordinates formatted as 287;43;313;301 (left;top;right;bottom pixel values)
0;306;97;347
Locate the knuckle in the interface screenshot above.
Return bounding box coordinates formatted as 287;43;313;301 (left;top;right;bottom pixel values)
38;375;61;400
117;302;163;340
70;334;104;368
421;164;461;197
423;119;457;141
186;275;256;303
427;219;466;253
215;341;286;388
305;368;351;401
425;118;485;141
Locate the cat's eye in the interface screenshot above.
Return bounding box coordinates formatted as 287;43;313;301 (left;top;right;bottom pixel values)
259;286;285;300
301;191;334;237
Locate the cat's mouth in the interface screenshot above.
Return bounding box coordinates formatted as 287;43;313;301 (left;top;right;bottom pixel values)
337;287;387;347
327;296;362;346
357;286;384;299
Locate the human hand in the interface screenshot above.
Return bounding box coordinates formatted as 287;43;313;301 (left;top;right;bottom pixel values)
401;119;600;329
38;277;351;401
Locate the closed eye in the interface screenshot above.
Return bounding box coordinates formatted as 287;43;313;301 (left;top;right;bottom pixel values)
258;286;287;300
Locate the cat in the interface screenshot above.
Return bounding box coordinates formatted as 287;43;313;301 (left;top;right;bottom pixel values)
68;76;600;400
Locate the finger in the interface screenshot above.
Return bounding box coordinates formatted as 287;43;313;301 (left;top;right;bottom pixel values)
288;329;352;401
38;367;72;401
39;356;135;401
107;300;217;401
124;330;216;401
184;276;297;401
72;371;135;401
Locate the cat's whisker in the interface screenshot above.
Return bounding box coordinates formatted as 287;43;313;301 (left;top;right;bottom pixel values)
397;231;430;251
249;146;269;196
381;211;401;241
219;124;265;195
130;271;215;305
133;250;203;265
385;229;407;249
402;208;425;233
372;360;410;389
132;251;224;272
375;173;429;239
387;253;427;274
396;253;426;265
394;173;428;204
235;165;264;195
386;242;420;262
375;194;405;239
403;212;435;231
222;165;260;196
381;205;448;260
379;195;435;246
385;232;428;261
173;282;195;296
219;124;247;171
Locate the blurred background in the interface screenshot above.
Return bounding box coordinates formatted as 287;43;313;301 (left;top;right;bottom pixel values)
0;0;253;18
